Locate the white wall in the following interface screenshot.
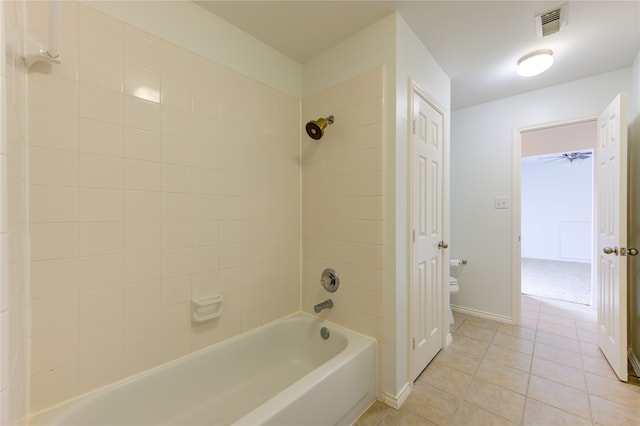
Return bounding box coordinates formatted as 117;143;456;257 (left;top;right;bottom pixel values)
521;157;593;262
393;15;450;403
451;68;632;319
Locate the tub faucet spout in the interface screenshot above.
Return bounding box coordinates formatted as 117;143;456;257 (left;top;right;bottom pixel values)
314;299;333;313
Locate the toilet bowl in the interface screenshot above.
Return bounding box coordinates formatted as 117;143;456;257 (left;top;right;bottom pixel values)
448;259;465;324
449;277;459;294
447;277;458;324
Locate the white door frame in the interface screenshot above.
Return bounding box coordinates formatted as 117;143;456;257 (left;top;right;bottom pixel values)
511;116;598;322
408;80;449;378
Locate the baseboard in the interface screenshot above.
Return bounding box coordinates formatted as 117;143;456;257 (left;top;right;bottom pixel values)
382;382;412;409
629;348;640;376
451;305;513;324
446;332;453;347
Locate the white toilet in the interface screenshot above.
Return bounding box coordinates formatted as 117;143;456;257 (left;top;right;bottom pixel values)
448;259;465;324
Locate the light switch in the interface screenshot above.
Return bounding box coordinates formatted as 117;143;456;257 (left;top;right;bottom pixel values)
494;196;510;209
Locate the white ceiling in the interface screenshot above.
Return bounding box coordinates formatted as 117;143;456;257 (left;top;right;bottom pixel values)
195;1;640;109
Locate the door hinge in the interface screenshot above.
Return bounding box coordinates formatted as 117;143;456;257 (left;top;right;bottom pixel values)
412;337;416;350
413;120;416;134
412;229;416;243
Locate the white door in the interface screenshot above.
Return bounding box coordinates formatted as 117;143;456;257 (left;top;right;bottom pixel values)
410;88;445;381
595;93;628;382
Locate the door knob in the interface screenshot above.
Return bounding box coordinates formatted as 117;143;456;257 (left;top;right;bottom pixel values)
629;248;638;256
603;247;618;255
438;241;448;249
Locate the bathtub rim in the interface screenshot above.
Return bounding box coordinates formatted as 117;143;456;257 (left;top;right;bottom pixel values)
28;311;377;425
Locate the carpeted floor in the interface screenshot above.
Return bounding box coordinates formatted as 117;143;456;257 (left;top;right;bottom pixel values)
521;258;591;305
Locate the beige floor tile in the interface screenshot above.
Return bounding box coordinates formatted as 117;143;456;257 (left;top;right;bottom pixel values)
521;316;537;330
403;382;459;425
523;398;592;426
578;340;601;357
495;323;536;341
531;357;586;391
378;408;438;426
575;319;597;332
577;327;598;344
585;372;640;410
533;342;582;368
462;316;499;331
450;320;463;333
456;323;495;342
484;345;532;372
590;394;640;426
538;312;576;328
535;330;581;353
536;321;578;339
539;301;575;318
492;332;534;355
463;378;525;424
448;334;490;358
572;308;596;324
527;375;591;419
521;308;538;322
356;296;626;426
418;364;472;398
449;400;517;426
354;400;392;426
431;347;482;376
581;352;619;379
475;359;530;395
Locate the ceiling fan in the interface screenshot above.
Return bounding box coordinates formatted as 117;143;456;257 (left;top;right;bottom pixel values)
539;151;592;163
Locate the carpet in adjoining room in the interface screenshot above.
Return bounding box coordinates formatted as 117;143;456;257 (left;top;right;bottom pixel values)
521;258;591;305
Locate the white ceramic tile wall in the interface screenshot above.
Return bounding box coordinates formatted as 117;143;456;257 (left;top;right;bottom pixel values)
1;0;29;424
26;1;300;414
301;68;385;387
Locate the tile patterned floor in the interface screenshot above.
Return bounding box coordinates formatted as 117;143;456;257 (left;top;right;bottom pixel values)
355;296;640;426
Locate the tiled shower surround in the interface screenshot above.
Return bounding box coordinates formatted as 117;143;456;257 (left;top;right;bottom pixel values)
302;68;385;389
1;1;29;424
20;0;386;417
26;2;301;413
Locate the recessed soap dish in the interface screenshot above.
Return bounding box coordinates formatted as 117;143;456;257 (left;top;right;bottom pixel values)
191;295;223;323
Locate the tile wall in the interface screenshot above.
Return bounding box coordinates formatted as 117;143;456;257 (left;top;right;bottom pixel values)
1;1;29;424
301;68;386;395
26;1;300;413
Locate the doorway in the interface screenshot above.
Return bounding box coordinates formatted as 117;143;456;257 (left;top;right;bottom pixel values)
520;147;594;305
513;119;598;317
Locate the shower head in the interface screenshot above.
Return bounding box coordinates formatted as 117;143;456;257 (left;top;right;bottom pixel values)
305;115;334;140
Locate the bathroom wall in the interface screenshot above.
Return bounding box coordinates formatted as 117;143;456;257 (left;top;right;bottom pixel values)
301;66;385;394
0;1;29;424
301;13;451;405
26;1;300;413
451;68;633;319
81;0;301;99
301;14;394;402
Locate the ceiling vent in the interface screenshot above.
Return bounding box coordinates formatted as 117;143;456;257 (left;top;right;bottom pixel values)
535;4;568;37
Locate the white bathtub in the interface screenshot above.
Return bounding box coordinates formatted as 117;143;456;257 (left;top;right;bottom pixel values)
29;312;377;426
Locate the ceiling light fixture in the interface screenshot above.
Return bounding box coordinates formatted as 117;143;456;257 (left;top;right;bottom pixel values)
517;49;554;77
